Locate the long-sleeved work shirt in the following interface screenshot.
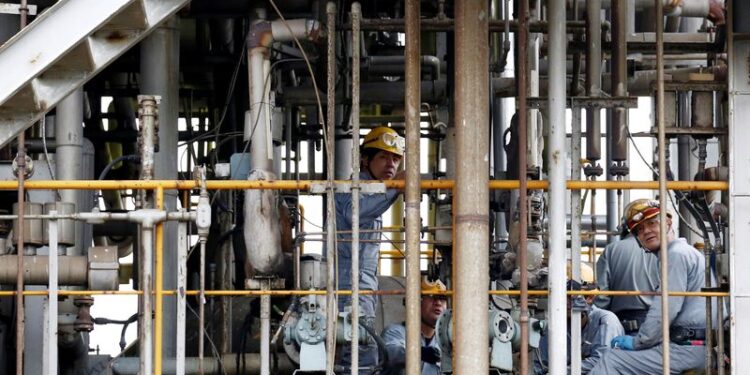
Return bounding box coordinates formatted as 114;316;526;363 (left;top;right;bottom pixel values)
580;305;625;373
595;235;660;315
633;238;706;349
333;170;400;316
381;323;441;375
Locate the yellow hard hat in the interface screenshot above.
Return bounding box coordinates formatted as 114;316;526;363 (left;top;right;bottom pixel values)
361;126;404;156
623;199;668;232
421;277;447;295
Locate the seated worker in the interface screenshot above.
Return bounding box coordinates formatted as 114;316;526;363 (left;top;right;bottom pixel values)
535;280;624;374
589;199;706;374
381;278;447;375
595;202;660;335
334;126;405;373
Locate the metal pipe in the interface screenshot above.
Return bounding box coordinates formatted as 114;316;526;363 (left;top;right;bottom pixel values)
155;187;166;375
655;2;671;373
260;281;270;375
517;0;531;372
111;353;296;374
0;179;729;191
404;0;421;374
176;221;188;375
43;213;57;375
570;92;584;375
548;1;568;374
56;89;84;248
15;1;28;372
454;1;490;374
139;224;155;375
611;0;629;163
0;255;88;284
586;0;603;164
350;4;362;373
324;3;337;373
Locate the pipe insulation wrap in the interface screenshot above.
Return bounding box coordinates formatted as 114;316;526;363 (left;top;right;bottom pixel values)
244;169;284;275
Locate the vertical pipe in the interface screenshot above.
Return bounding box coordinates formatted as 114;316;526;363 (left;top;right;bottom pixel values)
139;225;154;375
570;108;583;375
454;1;489;374
350;4;362;374
611;0;629;163
548;2;568;374
141;19;180;364
586;0;602;163
198;239;206;374
16;2;28;374
655;2;671;374
324;3;338;373
717;295;724;375
260;282;270;375
176;221;188;375
404;0;421;374
44;212;58;375
56;89;83;250
155;187;165;375
517;0;531;372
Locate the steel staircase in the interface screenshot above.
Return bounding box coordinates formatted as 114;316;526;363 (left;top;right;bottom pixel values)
0;0;189;147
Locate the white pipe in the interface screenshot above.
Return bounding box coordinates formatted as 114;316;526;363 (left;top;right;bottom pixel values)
547;1;568;375
260;284;271;375
574;0;711;17
43;211;58;375
176;220;187;375
56;89;83;251
139;225;154;375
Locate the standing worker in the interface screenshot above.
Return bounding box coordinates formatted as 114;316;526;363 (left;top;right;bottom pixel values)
589;199;706;374
334;126;405;373
381;278;447;375
595;201;660;334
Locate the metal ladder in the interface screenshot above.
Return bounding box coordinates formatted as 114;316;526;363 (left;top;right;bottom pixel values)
0;0;189;147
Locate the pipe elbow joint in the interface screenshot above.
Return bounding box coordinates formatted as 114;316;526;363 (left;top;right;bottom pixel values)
247;21;273;49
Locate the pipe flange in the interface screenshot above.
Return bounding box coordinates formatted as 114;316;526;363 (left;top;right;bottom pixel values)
12;154;33;180
490;309;515;343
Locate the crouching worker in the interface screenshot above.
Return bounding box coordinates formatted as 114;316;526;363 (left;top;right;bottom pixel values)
589;199;706;374
381;278;448;375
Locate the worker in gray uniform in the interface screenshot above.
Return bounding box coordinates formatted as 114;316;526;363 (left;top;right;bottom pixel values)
535;280;624;374
381;278;447;375
334;126;405;373
595;203;660;334
589;199;706;374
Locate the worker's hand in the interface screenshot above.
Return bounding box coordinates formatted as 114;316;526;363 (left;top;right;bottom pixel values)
610;335;634;350
708;0;725;26
421;346;441;364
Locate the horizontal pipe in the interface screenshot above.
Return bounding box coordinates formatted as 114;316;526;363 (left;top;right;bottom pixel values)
0;289;728;297
111;353;295;374
0;255;87;285
0;179;728;191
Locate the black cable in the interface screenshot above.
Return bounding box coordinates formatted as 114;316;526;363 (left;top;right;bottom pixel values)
92;313;138;352
98;154;141;180
360;317;388;375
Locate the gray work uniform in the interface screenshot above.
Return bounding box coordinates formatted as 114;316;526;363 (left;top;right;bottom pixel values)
595;235;659;327
589;238;706;375
381;323;441;375
333;170;400;373
580;305;625;373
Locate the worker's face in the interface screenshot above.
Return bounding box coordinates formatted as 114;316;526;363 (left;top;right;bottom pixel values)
636;216;672;252
363;150;402;180
421;295;447;327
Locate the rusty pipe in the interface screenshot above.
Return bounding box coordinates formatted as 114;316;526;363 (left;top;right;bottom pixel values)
350;3;362;373
454;1;490;374
324;3;338;373
404;0;422;374
15;1;28;373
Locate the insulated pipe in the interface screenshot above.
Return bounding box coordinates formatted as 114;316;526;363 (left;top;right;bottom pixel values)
0;255;88;285
404;0;422;374
548;1;568;374
517;0;531;372
139;225;155;375
56;89;83;250
350;4;362;373
655;2;671;373
454;1;490;374
572;0;712;17
586;0;603;164
324;3;337;373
